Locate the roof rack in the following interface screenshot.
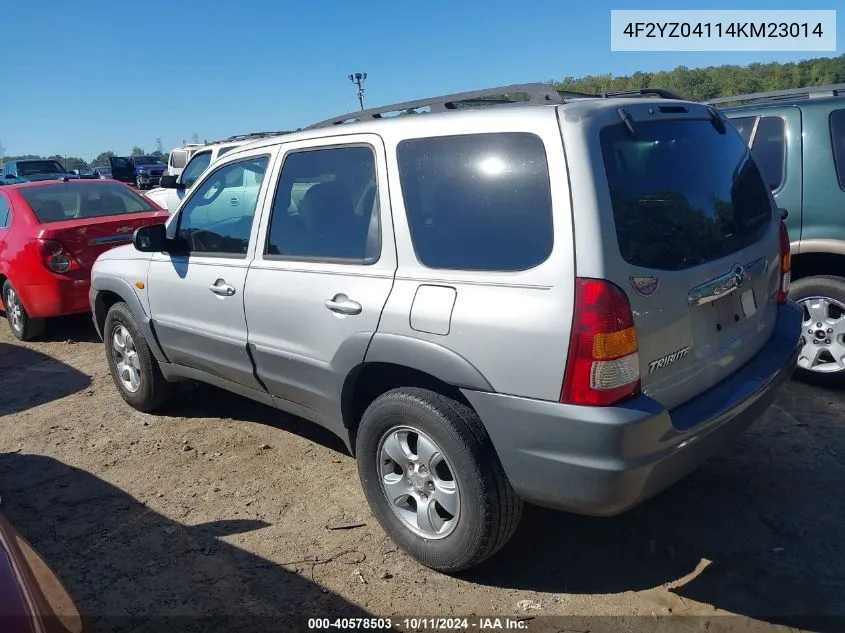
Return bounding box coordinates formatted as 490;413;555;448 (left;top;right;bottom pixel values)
220;130;295;143
306;83;566;129
306;83;689;130
601;88;684;100
705;83;845;106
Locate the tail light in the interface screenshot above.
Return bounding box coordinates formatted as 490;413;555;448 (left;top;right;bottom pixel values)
35;239;79;274
561;278;641;406
777;221;791;305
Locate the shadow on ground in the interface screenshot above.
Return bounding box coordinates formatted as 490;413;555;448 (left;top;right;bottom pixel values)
0;453;372;633
0;342;91;415
464;381;844;632
0;312;101;344
162;382;350;455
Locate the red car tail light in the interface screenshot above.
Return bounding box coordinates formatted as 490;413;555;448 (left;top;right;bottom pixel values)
34;239;79;274
561;278;641;406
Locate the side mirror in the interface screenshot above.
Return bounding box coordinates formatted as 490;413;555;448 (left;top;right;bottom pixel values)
133;223;168;252
159;174;181;189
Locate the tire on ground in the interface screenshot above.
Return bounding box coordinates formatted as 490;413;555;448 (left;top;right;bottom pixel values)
789;274;845;387
2;280;46;342
356;387;522;573
104;301;172;412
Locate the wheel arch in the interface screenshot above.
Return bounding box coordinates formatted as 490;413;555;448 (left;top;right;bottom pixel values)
92;276;167;361
341;334;494;454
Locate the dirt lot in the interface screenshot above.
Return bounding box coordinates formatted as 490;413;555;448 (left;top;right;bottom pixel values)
0;314;843;633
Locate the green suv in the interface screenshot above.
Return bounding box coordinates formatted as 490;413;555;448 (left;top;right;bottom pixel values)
711;84;845;385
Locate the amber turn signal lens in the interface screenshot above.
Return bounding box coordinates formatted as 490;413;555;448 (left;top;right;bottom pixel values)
135;282;145;290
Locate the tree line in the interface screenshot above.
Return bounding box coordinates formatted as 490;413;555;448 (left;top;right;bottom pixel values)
553;53;845;101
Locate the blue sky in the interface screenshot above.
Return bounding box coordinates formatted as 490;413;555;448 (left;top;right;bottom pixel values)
1;0;842;160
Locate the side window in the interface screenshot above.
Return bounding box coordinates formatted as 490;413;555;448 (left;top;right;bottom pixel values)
397;133;553;271
0;195;9;228
749;116;786;191
265;146;379;262
729;116;757;147
176;156;269;256
180;152;212;188
831;109;845;191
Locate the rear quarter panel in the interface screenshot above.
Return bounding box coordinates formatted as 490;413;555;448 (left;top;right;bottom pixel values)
374;108;576;401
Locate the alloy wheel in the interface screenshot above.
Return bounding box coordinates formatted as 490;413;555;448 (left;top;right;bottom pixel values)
112;325;142;392
377;426;461;539
797;295;845;373
5;287;22;333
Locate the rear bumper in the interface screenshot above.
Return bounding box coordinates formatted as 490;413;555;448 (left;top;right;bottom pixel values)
18;278;91;318
461;302;802;516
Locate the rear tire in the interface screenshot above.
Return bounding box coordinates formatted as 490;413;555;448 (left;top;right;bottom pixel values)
104;301;172;412
2;281;46;342
789;275;845;387
356;388;522;573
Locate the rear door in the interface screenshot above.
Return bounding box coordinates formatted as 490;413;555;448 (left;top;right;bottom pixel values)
109;157;135;184
594;105;780;412
244;135;395;430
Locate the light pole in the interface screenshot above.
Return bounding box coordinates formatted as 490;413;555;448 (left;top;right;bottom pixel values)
348;72;367;110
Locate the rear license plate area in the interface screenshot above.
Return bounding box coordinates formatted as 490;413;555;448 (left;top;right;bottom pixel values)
709;289;755;333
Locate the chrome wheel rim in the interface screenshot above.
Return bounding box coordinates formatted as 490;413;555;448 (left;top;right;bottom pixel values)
5;287;22;332
377;426;460;539
112;325;142;392
797;295;845;373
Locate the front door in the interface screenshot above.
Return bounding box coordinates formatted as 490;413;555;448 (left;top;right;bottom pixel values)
146;151;274;389
109;156;135;185
244;136;395;432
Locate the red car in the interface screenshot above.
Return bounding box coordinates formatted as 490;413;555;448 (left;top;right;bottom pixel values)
0;179;168;341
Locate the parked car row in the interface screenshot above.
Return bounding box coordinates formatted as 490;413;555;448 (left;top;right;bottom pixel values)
0;81;835;575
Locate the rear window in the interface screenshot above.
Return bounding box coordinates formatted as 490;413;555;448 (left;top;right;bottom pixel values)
20;181;156;224
729;116;756;146
170;150;188;169
749;116;786;191
601;119;772;271
397;133;553;271
17;161;65;176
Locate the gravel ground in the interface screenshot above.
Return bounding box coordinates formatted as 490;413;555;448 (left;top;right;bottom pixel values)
0;314;842;633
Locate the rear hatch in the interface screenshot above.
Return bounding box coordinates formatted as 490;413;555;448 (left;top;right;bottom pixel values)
19;181;168;267
596;104;780;413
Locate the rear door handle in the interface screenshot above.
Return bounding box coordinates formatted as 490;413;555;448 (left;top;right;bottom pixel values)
209;279;236;296
325;294;362;315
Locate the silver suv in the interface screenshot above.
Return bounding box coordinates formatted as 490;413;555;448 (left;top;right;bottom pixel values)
90;83;802;572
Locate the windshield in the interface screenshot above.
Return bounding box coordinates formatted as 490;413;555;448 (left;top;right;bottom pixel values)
17;161;65;176
601;118;772;271
20;181;157;223
132;156;163;166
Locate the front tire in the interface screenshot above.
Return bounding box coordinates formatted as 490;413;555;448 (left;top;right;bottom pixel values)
104;302;172;412
790;274;845;387
356;388;522;573
2;281;45;341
